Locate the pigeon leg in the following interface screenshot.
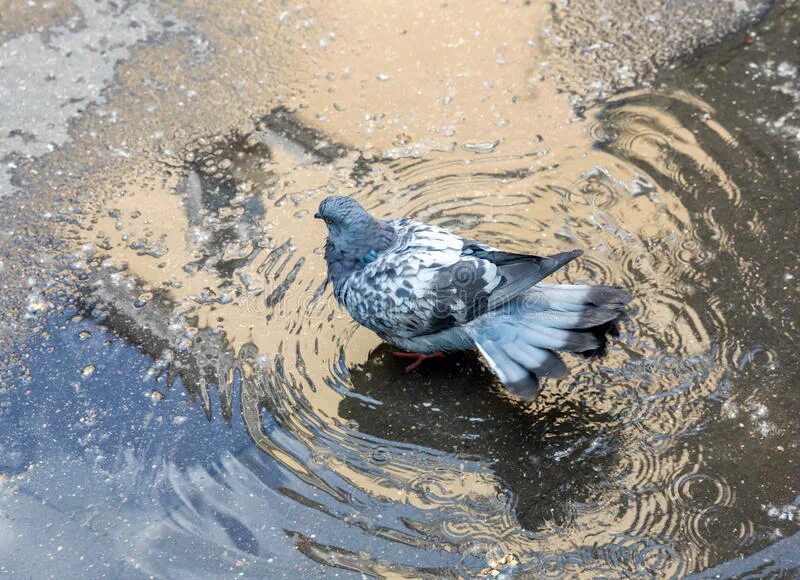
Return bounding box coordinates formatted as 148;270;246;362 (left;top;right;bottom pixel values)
392;351;445;372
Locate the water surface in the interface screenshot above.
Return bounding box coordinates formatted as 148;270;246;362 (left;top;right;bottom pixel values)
1;1;798;577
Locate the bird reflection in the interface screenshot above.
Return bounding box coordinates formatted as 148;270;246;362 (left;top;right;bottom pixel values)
339;344;619;531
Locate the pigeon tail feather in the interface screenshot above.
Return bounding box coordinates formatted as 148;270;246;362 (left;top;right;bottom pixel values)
469;284;630;400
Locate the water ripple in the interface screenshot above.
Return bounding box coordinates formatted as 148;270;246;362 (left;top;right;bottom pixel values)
79;88;763;575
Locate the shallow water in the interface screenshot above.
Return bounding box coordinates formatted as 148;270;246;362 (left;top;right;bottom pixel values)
1;0;799;578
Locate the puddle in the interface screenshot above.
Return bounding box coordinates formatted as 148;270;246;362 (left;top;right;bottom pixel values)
1;0;798;577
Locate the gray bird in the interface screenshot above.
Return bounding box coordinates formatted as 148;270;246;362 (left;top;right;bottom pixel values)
316;196;630;401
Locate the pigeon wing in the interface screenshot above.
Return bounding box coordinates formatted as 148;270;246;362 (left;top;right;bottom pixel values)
346;221;582;339
420;245;583;334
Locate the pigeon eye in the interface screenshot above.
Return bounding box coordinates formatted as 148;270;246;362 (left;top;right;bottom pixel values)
324;217;334;225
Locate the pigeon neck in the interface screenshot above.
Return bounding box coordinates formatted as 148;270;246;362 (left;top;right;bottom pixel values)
326;219;395;290
364;218;396;254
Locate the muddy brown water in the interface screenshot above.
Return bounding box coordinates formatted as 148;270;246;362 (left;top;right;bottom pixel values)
1;0;798;577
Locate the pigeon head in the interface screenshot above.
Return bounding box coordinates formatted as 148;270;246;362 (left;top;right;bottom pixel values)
315;196;375;247
316;196;396;284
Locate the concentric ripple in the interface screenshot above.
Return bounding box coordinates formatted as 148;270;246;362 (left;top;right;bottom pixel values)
70;85;787;576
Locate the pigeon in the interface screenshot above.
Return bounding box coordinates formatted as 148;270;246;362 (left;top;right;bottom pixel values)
316;195;630;401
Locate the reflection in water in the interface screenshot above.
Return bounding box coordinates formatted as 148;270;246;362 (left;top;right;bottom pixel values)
342;345;616;532
1;0;796;575
62;80;800;577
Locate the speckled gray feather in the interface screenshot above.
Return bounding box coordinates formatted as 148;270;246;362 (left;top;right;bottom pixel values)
317;195;630;401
